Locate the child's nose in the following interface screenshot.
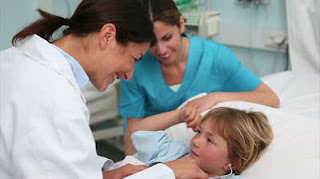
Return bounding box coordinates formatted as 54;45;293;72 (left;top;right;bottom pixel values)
192;135;202;148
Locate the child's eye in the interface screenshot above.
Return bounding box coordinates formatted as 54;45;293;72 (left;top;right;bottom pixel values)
207;138;214;144
195;129;201;133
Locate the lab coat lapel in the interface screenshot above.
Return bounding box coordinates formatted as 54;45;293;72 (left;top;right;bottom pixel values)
17;35;85;102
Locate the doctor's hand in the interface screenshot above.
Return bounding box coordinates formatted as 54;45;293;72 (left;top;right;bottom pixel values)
164;156;208;179
179;106;201;131
102;164;147;179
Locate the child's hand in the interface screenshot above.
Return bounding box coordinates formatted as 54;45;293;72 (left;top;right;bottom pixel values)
179;106;201;131
184;93;218;113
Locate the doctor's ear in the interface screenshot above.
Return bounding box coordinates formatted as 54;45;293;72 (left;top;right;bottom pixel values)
99;23;116;48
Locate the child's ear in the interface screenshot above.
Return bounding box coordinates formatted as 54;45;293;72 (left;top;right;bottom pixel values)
227;158;242;171
223;163;232;171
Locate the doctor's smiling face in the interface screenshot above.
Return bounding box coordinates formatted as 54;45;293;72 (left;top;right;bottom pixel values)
86;24;150;91
189;118;230;176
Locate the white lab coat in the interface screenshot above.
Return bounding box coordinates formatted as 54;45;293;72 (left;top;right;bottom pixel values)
117;156;175;179
0;35;174;179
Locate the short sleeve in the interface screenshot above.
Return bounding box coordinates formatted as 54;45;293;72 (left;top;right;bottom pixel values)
119;75;145;118
131;131;189;166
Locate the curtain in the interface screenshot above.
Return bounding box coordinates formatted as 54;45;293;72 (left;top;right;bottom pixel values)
286;0;320;73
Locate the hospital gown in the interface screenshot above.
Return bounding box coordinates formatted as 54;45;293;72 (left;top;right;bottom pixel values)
131;131;242;179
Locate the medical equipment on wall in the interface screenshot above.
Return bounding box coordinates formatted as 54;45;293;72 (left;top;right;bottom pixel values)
236;0;269;4
174;0;200;12
174;0;220;38
183;11;220;38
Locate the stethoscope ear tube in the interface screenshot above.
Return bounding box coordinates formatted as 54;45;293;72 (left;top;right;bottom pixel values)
208;163;233;179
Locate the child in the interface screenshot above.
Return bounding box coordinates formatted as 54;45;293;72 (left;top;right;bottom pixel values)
130;107;274;178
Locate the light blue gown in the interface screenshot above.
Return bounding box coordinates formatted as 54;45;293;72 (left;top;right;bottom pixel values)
132;131;242;179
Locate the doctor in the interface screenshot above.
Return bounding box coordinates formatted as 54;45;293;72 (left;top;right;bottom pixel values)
0;0;207;178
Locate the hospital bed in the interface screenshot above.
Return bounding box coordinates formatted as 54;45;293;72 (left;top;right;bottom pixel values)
114;71;319;178
164;71;319;179
83;71;319;178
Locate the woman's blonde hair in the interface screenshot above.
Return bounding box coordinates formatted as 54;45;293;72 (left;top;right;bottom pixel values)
200;107;274;174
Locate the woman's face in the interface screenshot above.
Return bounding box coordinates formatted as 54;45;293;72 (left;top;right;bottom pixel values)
89;41;150;91
148;20;185;65
189;119;230;176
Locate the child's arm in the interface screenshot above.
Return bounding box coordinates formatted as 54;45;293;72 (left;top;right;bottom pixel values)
125;106;201;155
131;106;201;131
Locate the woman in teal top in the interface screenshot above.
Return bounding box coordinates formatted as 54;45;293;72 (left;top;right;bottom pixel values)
120;0;279;155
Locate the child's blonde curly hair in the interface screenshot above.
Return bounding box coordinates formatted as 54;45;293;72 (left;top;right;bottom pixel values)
200;107;274;175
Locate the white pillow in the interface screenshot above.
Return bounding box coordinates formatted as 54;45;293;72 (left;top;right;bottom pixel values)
165;100;319;179
262;71;320;120
241;108;319;179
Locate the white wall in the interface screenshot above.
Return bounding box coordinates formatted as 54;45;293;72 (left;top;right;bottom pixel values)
0;0;80;51
0;0;288;77
53;0;80;17
208;0;288;77
0;0;39;50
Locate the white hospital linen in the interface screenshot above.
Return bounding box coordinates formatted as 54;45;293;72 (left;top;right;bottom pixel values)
164;93;320;179
0;35;111;178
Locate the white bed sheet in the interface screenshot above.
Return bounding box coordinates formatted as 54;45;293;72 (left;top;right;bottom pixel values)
262;71;320;120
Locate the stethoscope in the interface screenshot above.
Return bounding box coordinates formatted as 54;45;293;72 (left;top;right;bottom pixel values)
208;163;233;179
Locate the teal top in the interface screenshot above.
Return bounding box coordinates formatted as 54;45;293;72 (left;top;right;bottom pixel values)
119;34;261;124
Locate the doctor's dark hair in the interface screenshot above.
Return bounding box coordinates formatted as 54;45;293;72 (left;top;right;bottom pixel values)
149;0;182;28
200;107;274;175
12;0;156;46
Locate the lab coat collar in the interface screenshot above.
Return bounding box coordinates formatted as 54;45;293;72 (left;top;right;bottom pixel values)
51;44;89;89
16;35;84;101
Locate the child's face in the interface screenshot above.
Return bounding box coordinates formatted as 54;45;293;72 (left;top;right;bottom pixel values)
189;119;230;175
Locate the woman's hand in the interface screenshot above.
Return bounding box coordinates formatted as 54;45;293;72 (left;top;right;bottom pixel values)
102;164;147;179
179;106;201;131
